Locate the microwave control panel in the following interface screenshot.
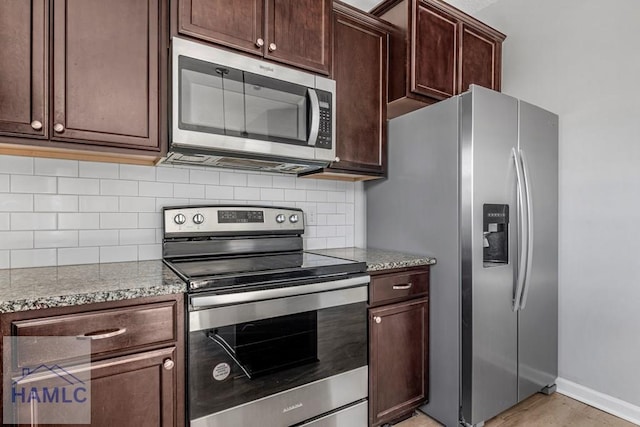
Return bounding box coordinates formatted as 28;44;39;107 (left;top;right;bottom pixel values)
316;89;333;149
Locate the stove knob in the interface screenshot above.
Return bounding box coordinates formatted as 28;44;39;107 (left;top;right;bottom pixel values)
276;214;286;224
289;214;299;223
174;214;186;225
193;213;205;224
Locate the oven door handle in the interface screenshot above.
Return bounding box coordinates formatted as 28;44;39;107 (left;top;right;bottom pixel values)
190;275;370;309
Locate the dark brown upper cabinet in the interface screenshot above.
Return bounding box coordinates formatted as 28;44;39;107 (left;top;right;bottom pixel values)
372;0;505;119
178;0;332;75
302;1;390;181
0;0;167;165
0;0;48;139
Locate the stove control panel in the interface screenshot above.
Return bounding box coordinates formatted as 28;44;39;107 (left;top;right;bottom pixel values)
164;205;305;235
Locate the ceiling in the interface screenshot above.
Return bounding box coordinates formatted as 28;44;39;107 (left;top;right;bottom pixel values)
341;0;500;15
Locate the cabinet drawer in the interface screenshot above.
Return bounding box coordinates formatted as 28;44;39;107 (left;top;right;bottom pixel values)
11;301;177;364
370;268;429;306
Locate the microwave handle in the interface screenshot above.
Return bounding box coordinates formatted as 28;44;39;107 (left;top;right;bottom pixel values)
307;88;320;146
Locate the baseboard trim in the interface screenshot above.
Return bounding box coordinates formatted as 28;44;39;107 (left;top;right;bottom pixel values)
556;377;640;425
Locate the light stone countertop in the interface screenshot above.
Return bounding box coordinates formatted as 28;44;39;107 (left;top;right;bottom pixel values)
0;261;186;314
307;247;436;272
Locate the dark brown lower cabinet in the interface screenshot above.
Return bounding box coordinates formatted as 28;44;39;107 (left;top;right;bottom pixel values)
369;267;430;426
0;294;184;427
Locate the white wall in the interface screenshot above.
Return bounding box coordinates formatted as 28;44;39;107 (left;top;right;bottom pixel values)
0;155;364;269
477;0;640;420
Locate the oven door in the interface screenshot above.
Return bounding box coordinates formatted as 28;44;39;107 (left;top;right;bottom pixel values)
188;275;369;427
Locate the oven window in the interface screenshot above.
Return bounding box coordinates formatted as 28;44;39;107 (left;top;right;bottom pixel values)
188;302;367;421
179;56;310;145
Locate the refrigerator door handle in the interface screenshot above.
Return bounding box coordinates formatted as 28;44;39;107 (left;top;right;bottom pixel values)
519;149;534;309
512;148;528;311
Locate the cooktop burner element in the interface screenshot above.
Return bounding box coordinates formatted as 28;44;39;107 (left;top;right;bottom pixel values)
162;205;366;293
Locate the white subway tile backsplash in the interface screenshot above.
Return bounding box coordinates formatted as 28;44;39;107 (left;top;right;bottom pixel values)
139;213;162;229
10;213;57;230
157;167;189;183
328;191;346;203
190;169;220;185
58;177;100;195
58;213;100;230
174;183;205;199
0;231;33;249
0;175;8;192
100;245;138;263
35;158;78;177
248;174;270;188
0;213;8;230
0;194;33;212
205;185;234;200
35;230;78;248
119;229;156;245
139;244;162;261
119;164;156;181
326;236;346;248
11;175;57;194
11;248;57;268
284;189;306;202
100;179;138;196
232;187;259;200
35;195;78;212
307;191;328;202
58;247;99;266
139;181;173;197
272;176;296;189
0;155;33;175
100;213;138;229
260;188;284;201
317;203;337;214
0;156;362;269
79;161;119;179
0;250;8;269
79;196;119;212
220;172;247;187
79;230;119;247
119;197;156;213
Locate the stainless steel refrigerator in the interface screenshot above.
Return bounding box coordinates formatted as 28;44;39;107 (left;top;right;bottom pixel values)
366;85;558;427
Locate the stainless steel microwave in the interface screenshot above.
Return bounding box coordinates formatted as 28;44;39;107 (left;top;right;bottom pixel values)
165;37;336;174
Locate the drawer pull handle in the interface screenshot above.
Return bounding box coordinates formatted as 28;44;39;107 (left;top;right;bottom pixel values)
374;316;382;324
392;283;413;290
77;327;127;340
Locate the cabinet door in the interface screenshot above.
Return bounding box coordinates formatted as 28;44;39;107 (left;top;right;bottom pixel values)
178;0;264;56
265;0;331;74
0;0;47;138
331;8;388;175
412;0;458;99
369;298;429;426
51;0;159;149
459;24;502;93
13;347;177;426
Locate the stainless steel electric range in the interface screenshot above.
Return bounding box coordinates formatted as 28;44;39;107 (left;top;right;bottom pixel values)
162;205;369;427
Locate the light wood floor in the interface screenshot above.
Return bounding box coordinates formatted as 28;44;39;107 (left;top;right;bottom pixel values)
395;393;637;427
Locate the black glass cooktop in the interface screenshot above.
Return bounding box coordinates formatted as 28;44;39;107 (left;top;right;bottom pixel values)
165;252;367;292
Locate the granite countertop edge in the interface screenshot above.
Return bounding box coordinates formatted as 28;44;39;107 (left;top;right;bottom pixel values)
308;247;436;272
0;284;187;314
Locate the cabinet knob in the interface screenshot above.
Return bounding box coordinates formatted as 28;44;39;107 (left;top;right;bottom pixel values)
334;157;340;163
31;120;43;130
374;316;382;324
163;359;175;370
53;123;65;133
268;43;277;52
256;38;264;48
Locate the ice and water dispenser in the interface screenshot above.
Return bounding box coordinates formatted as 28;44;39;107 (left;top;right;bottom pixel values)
483;204;509;267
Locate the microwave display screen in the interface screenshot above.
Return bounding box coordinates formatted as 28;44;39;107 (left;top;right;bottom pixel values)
179;56;310;146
